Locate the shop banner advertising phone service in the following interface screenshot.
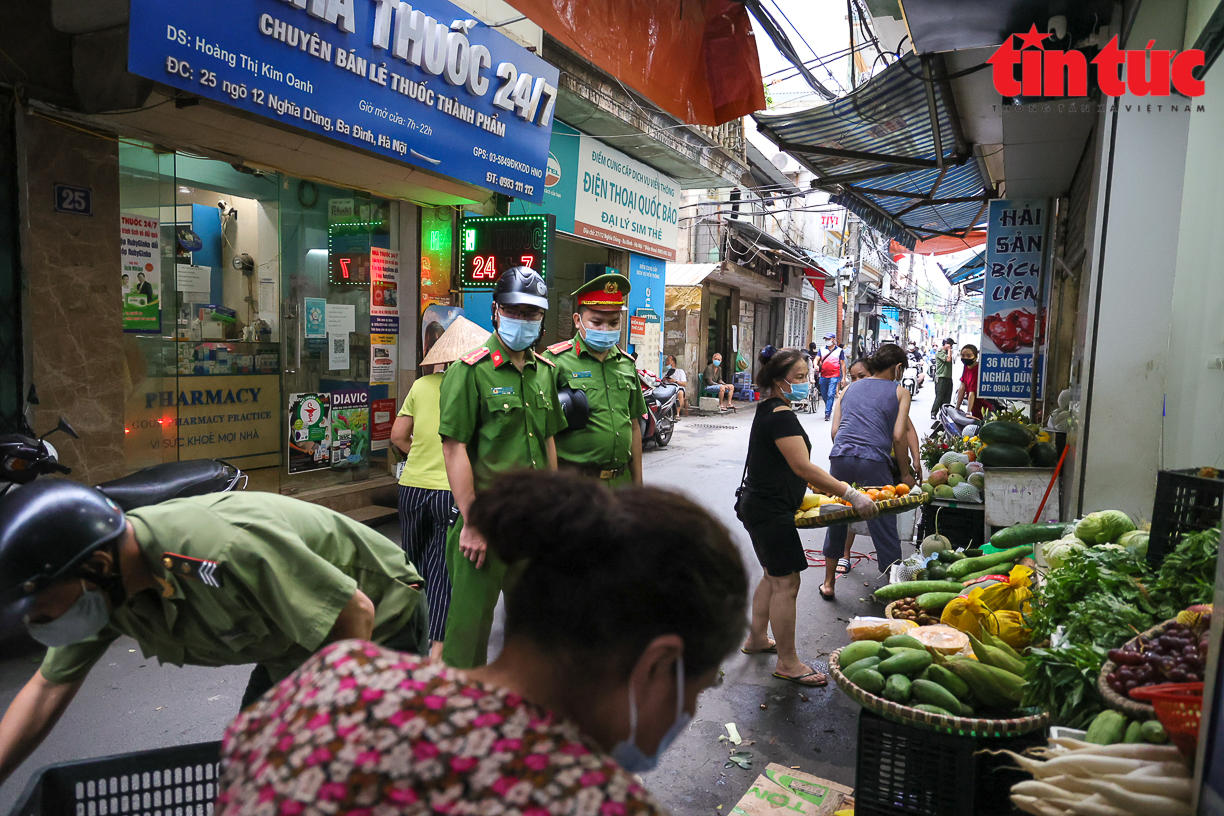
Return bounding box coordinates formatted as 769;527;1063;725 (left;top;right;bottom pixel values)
128;0;558;203
288;392;331;473
979;199;1048;400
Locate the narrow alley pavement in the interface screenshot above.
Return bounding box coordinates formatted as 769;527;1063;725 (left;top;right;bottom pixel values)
0;384;937;815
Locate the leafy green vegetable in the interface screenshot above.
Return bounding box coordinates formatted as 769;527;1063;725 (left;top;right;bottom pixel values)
1075;510;1136;545
1028;544;1156;646
1021;642;1107;730
1117;530;1149;558
1043;536;1087;569
1152;527;1218;611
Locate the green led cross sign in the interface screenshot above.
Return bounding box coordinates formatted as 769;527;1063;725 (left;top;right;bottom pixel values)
458;214;555;290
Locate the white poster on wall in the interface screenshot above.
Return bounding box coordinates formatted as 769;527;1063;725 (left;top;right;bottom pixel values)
328;333;350;370
574;135;679;261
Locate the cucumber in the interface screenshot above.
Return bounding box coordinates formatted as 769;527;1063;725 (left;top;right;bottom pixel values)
912;679;967;716
843;657;881;682
854;669;886;695
882;634;925;651
916;592;960;611
883;674;912;704
840;640;883;668
926;563;948;580
946;546;1034;579
989;522;1066;549
913;704;955;717
935;550;965;564
922;664;970;700
874;580;967;603
877;649;933;677
978;421;1035;447
1141;720;1169;744
977;443;1031;468
963;548;984;558
1123;721;1144;744
1085;710;1128;745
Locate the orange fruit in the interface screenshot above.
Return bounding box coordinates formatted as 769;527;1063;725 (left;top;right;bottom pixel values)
879;488;896;500
894;483;910;496
865;489;881;500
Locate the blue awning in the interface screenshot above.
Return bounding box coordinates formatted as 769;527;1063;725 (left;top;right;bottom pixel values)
942;249;985;286
753;54;992;249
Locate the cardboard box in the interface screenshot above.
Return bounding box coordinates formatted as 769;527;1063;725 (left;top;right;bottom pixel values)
730;763;853;816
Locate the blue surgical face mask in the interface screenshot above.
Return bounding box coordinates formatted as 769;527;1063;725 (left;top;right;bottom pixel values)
785;382;811;401
496;314;542;351
26;581;111;648
580;320;620;353
612;656;691;774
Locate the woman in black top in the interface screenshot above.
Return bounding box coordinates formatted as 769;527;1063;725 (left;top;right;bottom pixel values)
738;347;878;687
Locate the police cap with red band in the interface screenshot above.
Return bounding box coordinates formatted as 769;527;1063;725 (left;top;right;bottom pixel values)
572;273;631;312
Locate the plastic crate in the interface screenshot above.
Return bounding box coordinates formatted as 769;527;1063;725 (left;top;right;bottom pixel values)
854;710;1043;816
1149;468;1224;565
916;503;984;551
12;741;221;816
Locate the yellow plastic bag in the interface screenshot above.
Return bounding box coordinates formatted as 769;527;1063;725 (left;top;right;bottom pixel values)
939;587;990;638
978;565;1034;615
980;608;1033;650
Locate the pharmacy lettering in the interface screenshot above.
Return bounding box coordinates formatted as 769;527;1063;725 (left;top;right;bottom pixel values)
146;388;262;408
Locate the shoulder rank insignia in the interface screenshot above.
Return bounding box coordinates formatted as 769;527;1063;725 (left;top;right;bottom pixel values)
535;352;557;367
490;349;504;367
162;552;224;588
546;340;573;354
459;346;490;366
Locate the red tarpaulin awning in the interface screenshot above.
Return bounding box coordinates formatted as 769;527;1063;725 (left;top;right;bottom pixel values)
891;232;987;259
508;0;766;126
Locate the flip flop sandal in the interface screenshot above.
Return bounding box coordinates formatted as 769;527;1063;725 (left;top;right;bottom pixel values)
818;585;836;602
741;641;778;655
835;558;852;576
772;670;828;687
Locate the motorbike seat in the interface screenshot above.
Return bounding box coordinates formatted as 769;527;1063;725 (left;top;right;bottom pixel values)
651;384;678;401
96;459;240;511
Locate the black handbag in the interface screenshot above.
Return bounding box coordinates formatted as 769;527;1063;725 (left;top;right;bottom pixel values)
734;431;752;520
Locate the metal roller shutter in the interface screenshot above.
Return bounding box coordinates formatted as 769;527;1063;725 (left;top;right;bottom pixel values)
813;283;837;339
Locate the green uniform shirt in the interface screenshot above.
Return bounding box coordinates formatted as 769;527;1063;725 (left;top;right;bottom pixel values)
936;348;953;379
437;332;567;490
543;336;647;469
39;493;424;685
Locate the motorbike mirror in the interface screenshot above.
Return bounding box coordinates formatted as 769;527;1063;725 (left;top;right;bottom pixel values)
41;416;80;441
25;384;38;406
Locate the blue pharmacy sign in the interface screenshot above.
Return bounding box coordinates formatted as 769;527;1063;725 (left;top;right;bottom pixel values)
979;199;1048;400
128;0;558;203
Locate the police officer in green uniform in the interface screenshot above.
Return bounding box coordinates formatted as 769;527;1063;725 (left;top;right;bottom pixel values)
543;273;647;488
0;482;427;786
438;266;566;669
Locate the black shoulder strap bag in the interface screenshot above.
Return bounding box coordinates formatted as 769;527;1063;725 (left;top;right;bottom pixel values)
734;417;754;521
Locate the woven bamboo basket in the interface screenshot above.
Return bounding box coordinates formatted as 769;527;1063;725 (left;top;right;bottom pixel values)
1097;619;1180;721
796;491;929;528
830;647;1050;738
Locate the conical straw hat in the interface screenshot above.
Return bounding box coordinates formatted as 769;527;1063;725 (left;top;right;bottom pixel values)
420;316;492;367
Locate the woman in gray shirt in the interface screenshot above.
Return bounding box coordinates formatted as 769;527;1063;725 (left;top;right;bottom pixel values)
822;344;916;599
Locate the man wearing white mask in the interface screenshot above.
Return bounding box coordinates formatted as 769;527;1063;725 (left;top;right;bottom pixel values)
543;272;647;488
437;266;567;668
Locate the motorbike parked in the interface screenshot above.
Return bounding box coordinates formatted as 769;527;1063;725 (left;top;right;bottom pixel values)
1;386;247;511
638;367;679;448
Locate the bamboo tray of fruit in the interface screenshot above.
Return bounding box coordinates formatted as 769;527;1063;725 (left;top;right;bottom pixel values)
830;643;1049;737
1099;609;1212;720
795;486;929;528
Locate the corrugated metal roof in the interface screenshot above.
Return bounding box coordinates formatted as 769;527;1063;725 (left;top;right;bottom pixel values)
753;54;989;249
943;249;985;286
666;263;720;286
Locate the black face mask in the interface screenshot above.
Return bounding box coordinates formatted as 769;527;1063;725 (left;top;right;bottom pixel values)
962;357;976;365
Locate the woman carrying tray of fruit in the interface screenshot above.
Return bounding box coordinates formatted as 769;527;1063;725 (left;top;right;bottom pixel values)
823;344;918;600
737;346;878;687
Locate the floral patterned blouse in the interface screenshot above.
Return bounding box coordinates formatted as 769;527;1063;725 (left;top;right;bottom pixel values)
218;640;667;816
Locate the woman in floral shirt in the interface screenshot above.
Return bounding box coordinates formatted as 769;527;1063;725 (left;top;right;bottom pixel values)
218;470;749;815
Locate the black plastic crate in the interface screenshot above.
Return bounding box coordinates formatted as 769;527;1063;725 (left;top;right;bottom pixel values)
1149;468;1224;565
12;741;221;816
854;710;1043;816
916;503;984;551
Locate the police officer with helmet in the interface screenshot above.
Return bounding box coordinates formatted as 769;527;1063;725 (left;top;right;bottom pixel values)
437;266;567;669
0;482;427;787
543;272;647;488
